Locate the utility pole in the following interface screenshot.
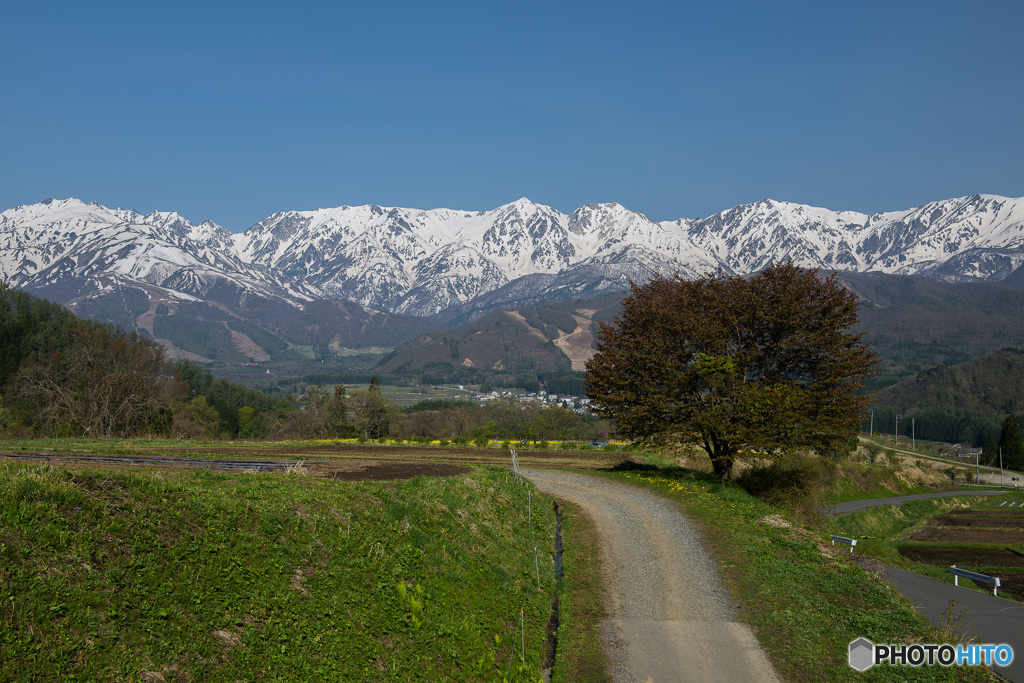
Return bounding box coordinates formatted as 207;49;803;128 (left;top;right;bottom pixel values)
912;418;915;452
1000;447;1004;486
895;414;899;448
870;409;874;437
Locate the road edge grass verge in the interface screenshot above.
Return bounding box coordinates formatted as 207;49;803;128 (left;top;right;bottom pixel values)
597;466;994;682
550;500;612;683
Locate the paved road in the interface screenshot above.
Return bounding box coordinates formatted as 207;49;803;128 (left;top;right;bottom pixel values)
522;469;780;683
828;490;1009;515
881;565;1024;681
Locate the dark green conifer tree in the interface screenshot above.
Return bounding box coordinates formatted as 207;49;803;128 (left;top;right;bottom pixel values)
999;415;1024;471
983;434;999;465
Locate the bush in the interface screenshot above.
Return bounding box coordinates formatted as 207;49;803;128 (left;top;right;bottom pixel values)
734;452;837;505
883;449;904;471
452;437;468;446
438;439;450;447
474;436;489;448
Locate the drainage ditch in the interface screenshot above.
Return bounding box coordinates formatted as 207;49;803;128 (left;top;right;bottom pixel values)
542;501;564;681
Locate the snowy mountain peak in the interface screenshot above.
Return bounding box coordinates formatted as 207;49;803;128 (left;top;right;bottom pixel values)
567;202;645;236
3;193;1024;318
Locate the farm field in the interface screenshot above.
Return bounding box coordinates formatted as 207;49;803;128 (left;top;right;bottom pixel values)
374;385;481;407
896;505;1024;598
0;439;629;480
830;492;1024;601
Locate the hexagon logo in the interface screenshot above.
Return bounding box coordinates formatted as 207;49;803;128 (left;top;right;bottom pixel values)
849;637;875;671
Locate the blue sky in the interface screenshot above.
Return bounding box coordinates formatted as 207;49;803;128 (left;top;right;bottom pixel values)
2;0;1022;231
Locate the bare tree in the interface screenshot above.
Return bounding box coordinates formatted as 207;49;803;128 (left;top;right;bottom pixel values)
18;323;177;437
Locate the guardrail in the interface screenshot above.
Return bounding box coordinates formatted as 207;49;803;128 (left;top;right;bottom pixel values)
830;535;858;552
950;565;1001;596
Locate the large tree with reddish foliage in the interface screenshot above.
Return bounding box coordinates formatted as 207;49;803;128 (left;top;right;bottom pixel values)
585;263;877;476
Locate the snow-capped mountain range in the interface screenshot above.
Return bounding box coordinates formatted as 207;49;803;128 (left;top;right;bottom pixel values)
2;193;1023;319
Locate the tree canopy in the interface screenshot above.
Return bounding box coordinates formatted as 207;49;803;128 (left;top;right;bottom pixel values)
585;263;877;475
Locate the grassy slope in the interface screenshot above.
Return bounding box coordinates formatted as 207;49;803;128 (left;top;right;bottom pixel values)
597;467;994;682
0;464;555;682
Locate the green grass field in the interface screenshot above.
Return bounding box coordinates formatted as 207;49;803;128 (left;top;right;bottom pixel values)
375;385;481;406
0;463;556;682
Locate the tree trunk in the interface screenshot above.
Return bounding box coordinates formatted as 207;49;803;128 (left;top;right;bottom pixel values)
701;432;736;478
710;452;735;478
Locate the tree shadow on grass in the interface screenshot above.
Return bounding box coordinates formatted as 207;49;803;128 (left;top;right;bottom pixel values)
607;458;722;485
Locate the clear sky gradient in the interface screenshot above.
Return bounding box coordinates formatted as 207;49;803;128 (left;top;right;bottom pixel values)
2;0;1022;231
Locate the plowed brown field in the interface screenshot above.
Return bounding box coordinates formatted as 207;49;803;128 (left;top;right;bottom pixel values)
909;528;1024;543
0;443;627;481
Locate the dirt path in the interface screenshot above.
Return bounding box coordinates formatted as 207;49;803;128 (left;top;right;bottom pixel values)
523;469;780;683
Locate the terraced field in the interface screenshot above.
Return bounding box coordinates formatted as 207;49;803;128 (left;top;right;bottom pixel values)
899;507;1024;597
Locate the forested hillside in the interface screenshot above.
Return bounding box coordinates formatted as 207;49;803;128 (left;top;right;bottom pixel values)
67;284;441;366
868;348;1024;448
0;284;260;438
370;294;623;393
0;286;606;442
841;272;1024;381
877;348;1024;415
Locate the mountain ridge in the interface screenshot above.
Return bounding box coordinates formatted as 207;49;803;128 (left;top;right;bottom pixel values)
2;193;1024;368
5;195;1023;309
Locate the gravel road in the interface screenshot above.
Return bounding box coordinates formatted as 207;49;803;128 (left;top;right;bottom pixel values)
523;469;780;683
